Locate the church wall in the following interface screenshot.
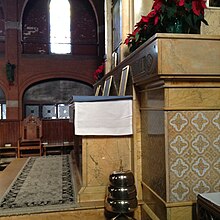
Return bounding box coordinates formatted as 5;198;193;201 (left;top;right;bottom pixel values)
202;8;220;35
0;0;105;120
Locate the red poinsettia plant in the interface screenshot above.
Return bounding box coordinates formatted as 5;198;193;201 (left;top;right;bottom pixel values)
93;62;105;81
125;0;209;52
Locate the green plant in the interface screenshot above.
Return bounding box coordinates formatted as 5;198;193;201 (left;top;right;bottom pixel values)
125;0;209;52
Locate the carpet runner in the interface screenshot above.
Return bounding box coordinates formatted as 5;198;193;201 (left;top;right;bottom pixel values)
0;155;77;216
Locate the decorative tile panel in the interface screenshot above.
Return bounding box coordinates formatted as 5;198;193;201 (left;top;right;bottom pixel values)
167;111;220;202
25;105;39;117
42;105;56;119
58;104;69;119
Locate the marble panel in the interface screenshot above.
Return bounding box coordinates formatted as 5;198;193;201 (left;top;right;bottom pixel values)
82;136;131;187
141;109;166;200
141;88;164;109
166;88;220;109
201;9;220;35
159;35;220;74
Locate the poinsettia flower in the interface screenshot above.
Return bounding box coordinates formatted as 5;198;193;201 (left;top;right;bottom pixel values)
152;0;163;8
123;0;208;53
124;37;130;45
148;10;157;18
179;0;185;6
153;1;163;11
154;15;159;25
135;16;149;27
192;0;206;16
132;27;140;35
124;33;135;45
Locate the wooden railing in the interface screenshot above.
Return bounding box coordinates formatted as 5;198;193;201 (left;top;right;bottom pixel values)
0;119;74;148
0;120;20;147
42;119;74;145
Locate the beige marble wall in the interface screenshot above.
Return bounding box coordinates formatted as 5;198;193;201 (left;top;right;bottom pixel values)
136;34;220;219
79;136;132;202
140;87;166;201
83;136;131;186
202;8;220;35
93;34;220;219
158;34;220;74
105;0;155;71
133;0;153;24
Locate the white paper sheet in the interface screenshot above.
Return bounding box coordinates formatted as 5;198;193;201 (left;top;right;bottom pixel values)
74;99;132;135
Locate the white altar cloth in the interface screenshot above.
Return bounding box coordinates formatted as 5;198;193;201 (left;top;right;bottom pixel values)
73;96;132;136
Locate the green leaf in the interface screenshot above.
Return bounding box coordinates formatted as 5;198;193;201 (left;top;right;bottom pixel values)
202;18;209;26
135;32;140;42
193;14;199;24
167;6;177;19
184;2;192;10
161;5;165;13
185;14;193;27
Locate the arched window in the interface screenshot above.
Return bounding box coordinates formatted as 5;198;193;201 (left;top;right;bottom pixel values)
49;0;71;54
0;88;6;119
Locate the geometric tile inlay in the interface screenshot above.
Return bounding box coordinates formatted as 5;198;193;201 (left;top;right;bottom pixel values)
25;105;40;117
192;134;209;153
171;158;189;177
192;157;210;177
170;135;188;154
42;105;56;119
213;158;220;174
58;104;70;119
212;112;220;129
167;111;220;202
214;180;220;192
171;181;189;201
192;180;210;194
170;113;188;132
213;135;220;152
191;112;209;131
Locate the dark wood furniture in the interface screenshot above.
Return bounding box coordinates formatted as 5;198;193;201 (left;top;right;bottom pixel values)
0;119;74;159
0;120;20;149
197;193;220;220
42;119;74;145
43;141;74;155
17;115;42;158
0;146;17;158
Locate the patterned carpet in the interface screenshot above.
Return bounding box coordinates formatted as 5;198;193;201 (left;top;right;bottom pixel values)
0;155;77;216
